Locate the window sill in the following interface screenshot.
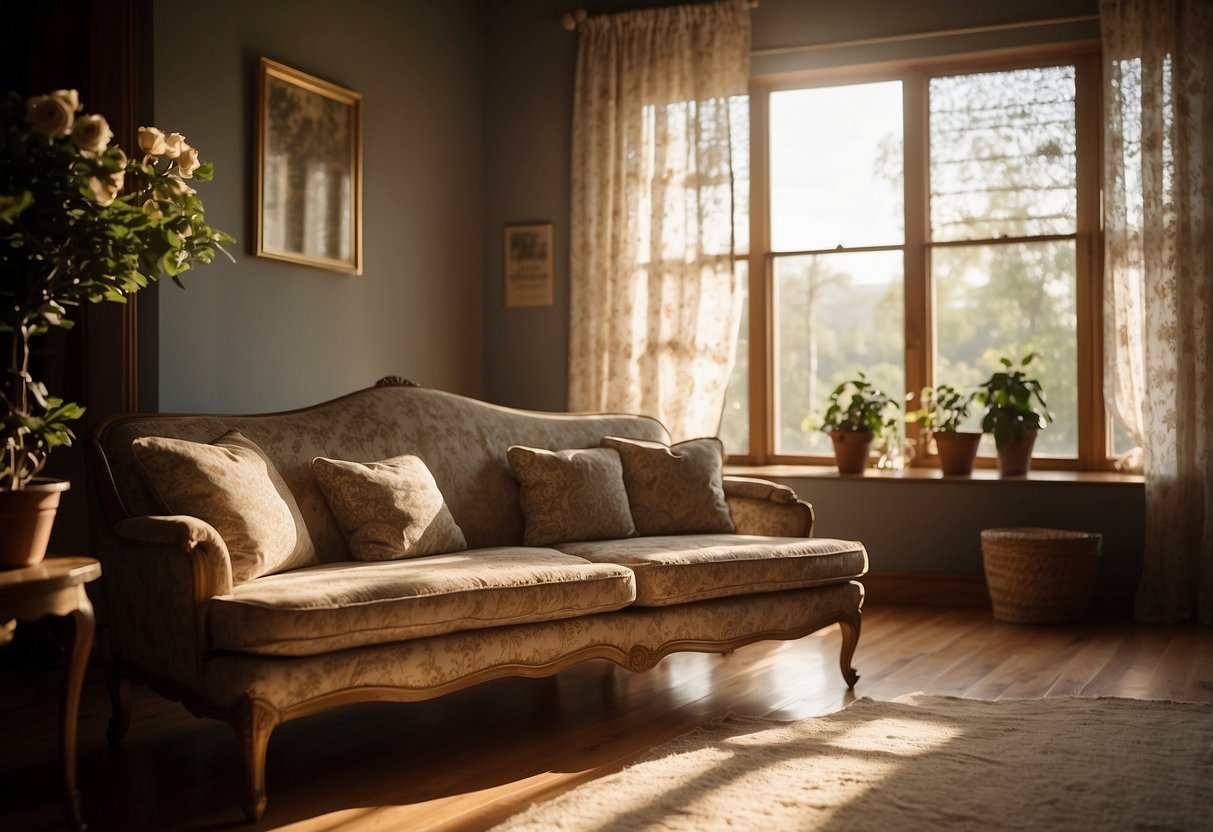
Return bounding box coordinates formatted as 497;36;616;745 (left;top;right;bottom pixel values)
723;464;1144;486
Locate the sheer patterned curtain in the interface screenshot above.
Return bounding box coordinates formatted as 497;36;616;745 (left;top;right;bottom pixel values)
568;1;750;441
1101;0;1213;624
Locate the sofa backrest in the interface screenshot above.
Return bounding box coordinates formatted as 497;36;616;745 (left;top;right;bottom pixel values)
91;384;670;559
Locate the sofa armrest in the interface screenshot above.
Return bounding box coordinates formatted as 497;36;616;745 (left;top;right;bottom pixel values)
96;516;234;684
723;476;815;537
723;476;800;504
114;515;235;599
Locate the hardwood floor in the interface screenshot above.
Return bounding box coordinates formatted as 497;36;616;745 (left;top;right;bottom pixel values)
2;605;1211;831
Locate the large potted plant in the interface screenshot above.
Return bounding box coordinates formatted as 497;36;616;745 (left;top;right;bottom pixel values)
909;384;981;476
977;353;1053;477
819;372;900;475
1;89;232;569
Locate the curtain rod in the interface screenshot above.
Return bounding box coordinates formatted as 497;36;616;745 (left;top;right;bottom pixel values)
561;0;760;31
751;14;1100;57
558;8;1098;53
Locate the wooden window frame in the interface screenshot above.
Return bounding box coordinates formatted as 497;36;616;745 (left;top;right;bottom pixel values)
735;42;1112;471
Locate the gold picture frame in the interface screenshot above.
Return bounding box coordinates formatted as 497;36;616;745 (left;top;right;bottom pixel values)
504;223;554;308
255;58;362;274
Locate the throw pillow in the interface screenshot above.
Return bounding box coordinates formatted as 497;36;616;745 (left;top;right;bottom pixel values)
506;445;636;546
131;430;317;584
311;454;467;561
600;436;735;536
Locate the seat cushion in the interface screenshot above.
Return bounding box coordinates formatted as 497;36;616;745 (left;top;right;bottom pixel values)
555;535;867;606
209;548;637;656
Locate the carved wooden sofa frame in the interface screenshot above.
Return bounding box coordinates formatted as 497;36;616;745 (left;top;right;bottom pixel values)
88;381;865;821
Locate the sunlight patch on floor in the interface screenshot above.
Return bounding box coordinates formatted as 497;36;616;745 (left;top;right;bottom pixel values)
826;715;962;755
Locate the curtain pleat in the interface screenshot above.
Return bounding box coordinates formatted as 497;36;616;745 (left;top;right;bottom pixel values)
1101;0;1213;624
568;1;750;442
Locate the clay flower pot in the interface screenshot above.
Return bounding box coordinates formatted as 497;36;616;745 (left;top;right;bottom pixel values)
934;431;982;476
830;429;874;475
995;430;1038;477
0;479;70;570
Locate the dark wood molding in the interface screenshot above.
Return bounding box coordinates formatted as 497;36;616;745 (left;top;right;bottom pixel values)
3;0;151;554
85;0;146;417
863;570;993;609
863;569;1137;619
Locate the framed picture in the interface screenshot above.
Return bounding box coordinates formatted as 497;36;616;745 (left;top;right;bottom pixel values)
504;223;554;308
255;58;362;274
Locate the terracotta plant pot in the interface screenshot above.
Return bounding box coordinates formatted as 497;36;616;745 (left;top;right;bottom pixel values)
995;430;1038;477
830;429;874;475
934;431;982;477
0;479;70;570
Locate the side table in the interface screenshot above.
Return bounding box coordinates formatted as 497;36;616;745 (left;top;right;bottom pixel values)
0;556;101;831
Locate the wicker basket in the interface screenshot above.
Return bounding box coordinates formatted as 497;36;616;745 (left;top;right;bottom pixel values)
980;527;1102;624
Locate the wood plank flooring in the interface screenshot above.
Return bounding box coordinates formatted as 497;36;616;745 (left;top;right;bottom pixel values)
2;605;1211;831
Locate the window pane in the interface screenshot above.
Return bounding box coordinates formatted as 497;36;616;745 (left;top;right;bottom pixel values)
930;66;1076;241
770;81;903;251
774;251;904;455
933;240;1077;456
719;262;749;456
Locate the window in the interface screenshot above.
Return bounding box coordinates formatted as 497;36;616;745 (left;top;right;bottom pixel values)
722;46;1110;469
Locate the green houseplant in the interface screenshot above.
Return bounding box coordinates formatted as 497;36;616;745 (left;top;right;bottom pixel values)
1;89;232;568
908;383;981;476
819;372;900;474
976;353;1054;476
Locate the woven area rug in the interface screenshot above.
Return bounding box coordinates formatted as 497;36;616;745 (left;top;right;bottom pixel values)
491;695;1213;831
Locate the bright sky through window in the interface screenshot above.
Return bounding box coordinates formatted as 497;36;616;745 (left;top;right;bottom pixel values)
770;80;903;258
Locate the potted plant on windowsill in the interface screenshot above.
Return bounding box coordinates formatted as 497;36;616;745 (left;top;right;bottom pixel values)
818;372;900;475
977;353;1053;477
908;384;981;476
1;89;233;569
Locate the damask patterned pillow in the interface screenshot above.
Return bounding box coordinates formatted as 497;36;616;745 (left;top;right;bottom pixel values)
131;430;318;584
506;445;636;546
600;436;735;536
311;454;467;561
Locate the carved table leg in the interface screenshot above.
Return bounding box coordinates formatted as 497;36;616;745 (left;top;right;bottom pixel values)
838;610;862;689
105;671;131;746
64;596;95;831
235;698;279;822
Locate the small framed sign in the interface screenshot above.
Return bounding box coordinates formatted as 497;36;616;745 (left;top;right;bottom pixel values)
504;223;554;308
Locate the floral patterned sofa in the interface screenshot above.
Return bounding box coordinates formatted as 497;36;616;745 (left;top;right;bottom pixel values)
88;380;867;820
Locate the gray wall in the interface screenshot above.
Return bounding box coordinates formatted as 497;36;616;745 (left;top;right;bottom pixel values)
152;0;486;413
144;0;1135;584
480;0;1138;587
481;0;1100;411
792;476;1143;589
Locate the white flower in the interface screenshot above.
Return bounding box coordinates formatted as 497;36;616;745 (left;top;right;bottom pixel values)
162;132;187;159
167;176;196;196
71;114;113;156
176;144;201;178
51;89;81;112
87;172;124;206
25;94;75;136
138;126;168;156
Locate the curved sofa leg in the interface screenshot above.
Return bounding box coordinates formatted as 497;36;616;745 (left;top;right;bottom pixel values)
105;670;131;746
234;697;279;822
837;611;862;689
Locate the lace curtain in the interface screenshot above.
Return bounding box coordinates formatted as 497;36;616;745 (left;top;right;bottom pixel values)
568;1;750;442
1101;0;1213;624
